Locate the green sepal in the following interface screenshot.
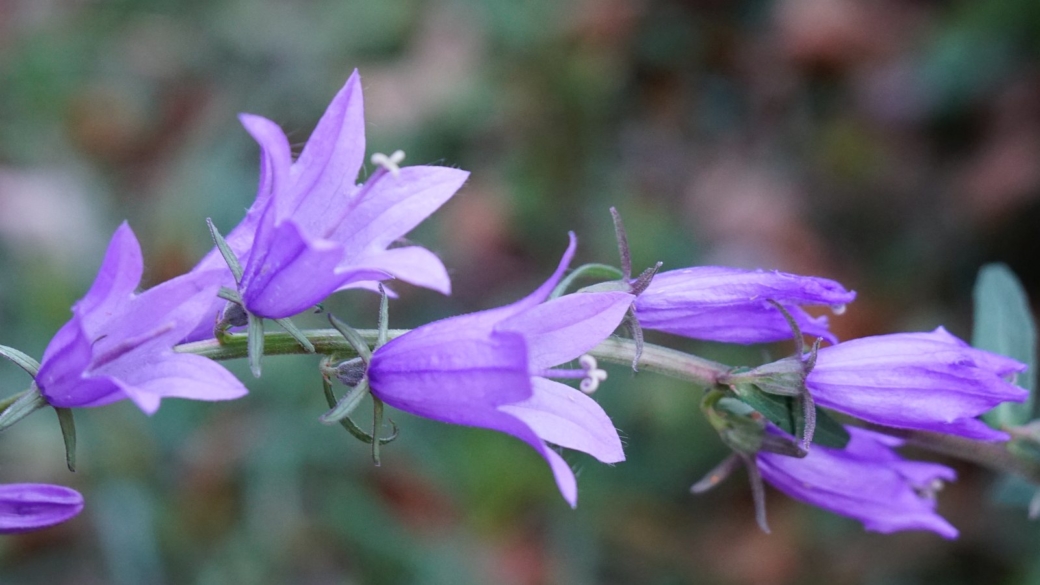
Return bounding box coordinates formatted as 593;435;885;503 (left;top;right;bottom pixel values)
320;377;371;424
247;313;264;378
206;218;243;283
274;318;315;353
376;285;389;349
55;408;76;472
973;263;1037;427
218;287;243;303
0;386;48;433
550;264;625;300
730;383;850;449
372;396;385;466
321;374;397;444
0;345;41;377
327;314;372;363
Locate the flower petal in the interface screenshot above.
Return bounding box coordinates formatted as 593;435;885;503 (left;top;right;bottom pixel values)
240;220;347;319
499;377;624;463
71;222;142;337
757;427;958;538
331;166;469;253
0;484;84;534
288;70;367;235
369;330;533;419
342;246;451;295
112;353;248;415
497;291;633;370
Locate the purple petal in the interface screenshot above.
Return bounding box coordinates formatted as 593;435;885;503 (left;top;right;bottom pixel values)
757;427;958;538
112;353;248;415
342;246;451;295
330;166;469;253
369;330;533;420
636;301;837;344
0;484;84;534
288;70;367;235
37;319;124;408
499;377;624;463
497;291;633;370
240;220;347;319
636;266;854;344
809;329;1027;441
72;222;142;337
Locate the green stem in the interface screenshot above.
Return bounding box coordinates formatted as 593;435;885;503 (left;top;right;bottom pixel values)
176;329;726;389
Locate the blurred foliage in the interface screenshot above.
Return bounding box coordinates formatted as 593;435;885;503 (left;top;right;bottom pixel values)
3;0;1040;583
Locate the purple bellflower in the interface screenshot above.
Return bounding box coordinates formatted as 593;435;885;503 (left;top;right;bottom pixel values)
192;70;468;331
0;483;84;533
757;426;958;538
634;267;856;344
366;234;631;507
807;327;1028;441
36;223;248;414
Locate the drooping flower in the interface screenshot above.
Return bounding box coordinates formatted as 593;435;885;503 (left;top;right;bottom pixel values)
634;267;855;344
35;223;248;414
0;483;84;533
366;233;631;506
757;426;958;538
190;70;468;332
806;327;1027;441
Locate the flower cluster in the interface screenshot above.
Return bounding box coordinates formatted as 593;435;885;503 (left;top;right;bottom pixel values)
0;69;1031;539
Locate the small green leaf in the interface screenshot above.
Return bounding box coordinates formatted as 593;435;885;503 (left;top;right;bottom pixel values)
328;314;372;363
731;383;850;449
217;287;242;303
206;218;244;284
550;264;625;299
321;375;397;444
0;386;48;432
973;264;1037;427
274;318;315;353
247;314;264;378
320;378;370;424
55;408;76;472
0;345;41;377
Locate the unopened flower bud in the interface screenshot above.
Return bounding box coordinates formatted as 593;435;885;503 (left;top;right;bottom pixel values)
336;357;367;387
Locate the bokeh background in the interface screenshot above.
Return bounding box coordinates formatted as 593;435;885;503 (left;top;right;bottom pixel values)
2;0;1040;583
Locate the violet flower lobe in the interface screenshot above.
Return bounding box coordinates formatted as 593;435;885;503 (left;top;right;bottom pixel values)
194;70;468;325
0;483;84;534
634;267;855;344
366;234;631;507
36;223;247;414
806;327;1027;441
757;427;958;538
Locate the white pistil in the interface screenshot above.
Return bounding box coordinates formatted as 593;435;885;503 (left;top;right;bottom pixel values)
371;150;406;177
579;354;608;394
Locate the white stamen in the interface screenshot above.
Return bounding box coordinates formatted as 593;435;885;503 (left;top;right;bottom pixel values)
371;150;406;177
578;354;608;394
831;304;846;315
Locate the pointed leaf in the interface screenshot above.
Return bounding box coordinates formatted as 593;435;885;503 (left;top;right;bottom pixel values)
0;387;48;433
206;218;244;284
322;375;397;444
54;408;76;472
247;313;264;378
274;318;315;353
730;383;850;449
320;378;370;424
328;314;372;362
0;345;41;377
973;263;1036;427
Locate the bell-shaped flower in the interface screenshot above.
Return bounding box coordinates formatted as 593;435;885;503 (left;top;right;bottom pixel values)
191;70;468;330
0;483;84;533
366;234;631;507
807;327;1027;441
757;427;958;538
35;223;248;414
634;267;855;344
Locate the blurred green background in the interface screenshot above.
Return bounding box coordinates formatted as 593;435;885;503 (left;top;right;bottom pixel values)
3;0;1040;583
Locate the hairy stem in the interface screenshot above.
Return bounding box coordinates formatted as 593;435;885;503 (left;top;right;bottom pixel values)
176;330;726;389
